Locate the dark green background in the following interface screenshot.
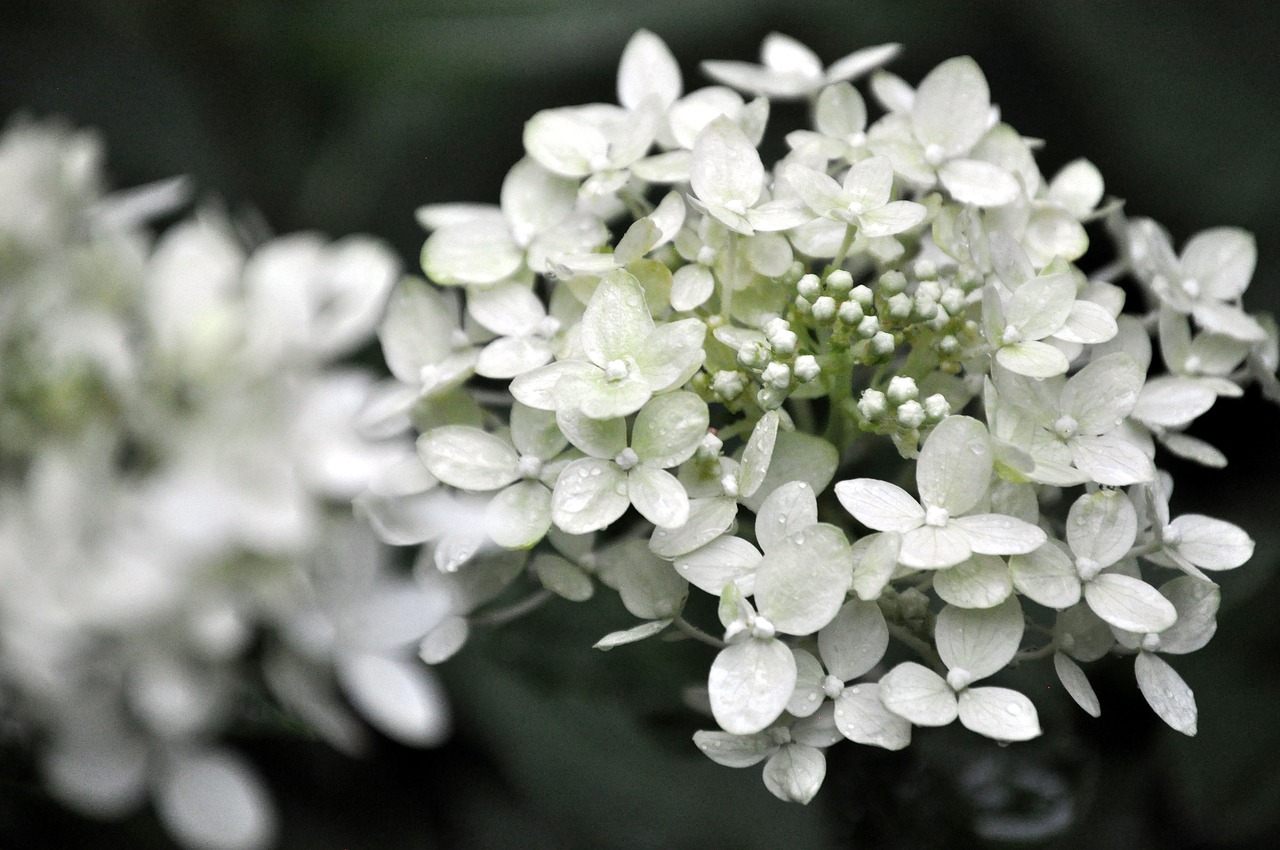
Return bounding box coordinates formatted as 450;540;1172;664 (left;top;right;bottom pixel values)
2;2;1279;848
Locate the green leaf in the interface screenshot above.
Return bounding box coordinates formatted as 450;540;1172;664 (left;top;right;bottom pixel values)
834;682;912;750
417;426;520;491
708;638;797;735
594;619;673;650
485;481;553;549
935;597;1024;682
631;392;710;468
1135;651;1197;735
878;662;958;727
754;524;853;636
812;599;887;684
762;744;826;805
956;686;1042;742
549;457;630;534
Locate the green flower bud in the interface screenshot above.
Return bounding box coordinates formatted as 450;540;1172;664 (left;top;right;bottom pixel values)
878;270;908;296
825;269;854;295
837;300;864;325
796;273;821;301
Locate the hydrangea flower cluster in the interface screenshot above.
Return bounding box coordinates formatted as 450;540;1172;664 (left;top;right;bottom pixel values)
0;118;452;848
360;30;1279;806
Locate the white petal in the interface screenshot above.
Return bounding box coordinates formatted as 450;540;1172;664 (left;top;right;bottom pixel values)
817;600;889;681
378;278;461;384
738;411;781;500
617;29;682;109
628;464;691;529
762;744;827;805
938;159;1021;207
1047;158;1104;219
951;513;1046;556
708;638;798;735
1132;376;1217;428
1065;490;1138;569
484;481;553;549
1084;573;1177;633
935;596;1025;681
417;426;519;491
337;654;450;746
755;479;818;553
649;497;739;559
899;524;973;569
690;116;765;210
1053;652;1101;717
834;683;911;750
911;56;991;156
476;336;553;379
857;200;928;237
674;534;762;596
692;729;775;768
754;523;853;635
825;43;902;85
155;750;276;850
834;478;923;532
1069;433;1155;487
1061;352;1144;433
1009;544;1082;609
580;269;655;366
878;662;958;727
957;686;1042;741
631;391;710;468
594;618;672;649
550;457;631;534
523;108;608;177
916;415;992;516
670;263;715;311
996;340;1070;378
420;219;521;285
1134;651;1197;735
1180;226;1255;302
1167;514;1254;570
933;554;1013;609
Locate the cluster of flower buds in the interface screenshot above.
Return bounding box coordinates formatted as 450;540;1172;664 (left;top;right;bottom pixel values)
354;31;1276;806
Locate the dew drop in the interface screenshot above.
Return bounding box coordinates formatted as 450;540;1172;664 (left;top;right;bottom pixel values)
589;467;602;477
1006;702;1020;715
834;708;844;718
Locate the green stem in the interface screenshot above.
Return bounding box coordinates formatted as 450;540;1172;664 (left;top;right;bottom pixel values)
822;223;858;276
674;616;728;649
888;623;945;673
471;589;555;627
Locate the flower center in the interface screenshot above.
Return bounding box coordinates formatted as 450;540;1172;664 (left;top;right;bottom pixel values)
604;358;631;382
613;447;639;471
1053;415;1079;440
517;455;543;479
1001;326;1023;345
924;143;946;166
946;667;972;691
1075;556;1101;581
925;504;950;527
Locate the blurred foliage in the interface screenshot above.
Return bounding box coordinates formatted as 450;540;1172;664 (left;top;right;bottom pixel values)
2;1;1280;847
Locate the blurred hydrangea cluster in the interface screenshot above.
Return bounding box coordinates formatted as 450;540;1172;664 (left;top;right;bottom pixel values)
360;30;1280;805
0;118;451;848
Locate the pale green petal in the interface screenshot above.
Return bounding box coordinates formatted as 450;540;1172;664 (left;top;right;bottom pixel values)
738;411;780;499
842;155;894;211
1068;433;1154;487
691;116;765;210
1054;603;1116;662
1055;300;1118;345
555;407;627;459
878;662;958;727
916;415;992;516
650;497;739;559
580;269;654;366
692;730;775;768
509;403;567;460
476;336;553;379
467;280;545;337
499;157;577;240
755;479;818;554
617;29;682;110
509;359;598;411
1065;490;1138;568
419;616;469;664
857;200;927;238
421;219;521;286
813;82;866;138
935;597;1024;681
817;600;888;681
565;368;654;421
532;553;593;601
754;523;853;635
957;686;1041;741
834;478;923;532
1132;377;1216;428
607;539;688;619
674;534;762;597
1155;577;1219;655
1190;301;1267;342
740;429;838;513
1007;272;1075;340
523;108;608;178
1061;353;1143;433
1167;514;1253;570
594;619;672;650
1047;158;1104;219
933;554;1013;609
834;683;911;750
635;318;707;392
708;638;797;735
1009;543;1082;609
1084;573;1177;633
911;56;990;156
784;163;848;219
762;744;826;805
787;649;828;718
938;159;1019;207
1024;207;1088;266
851;532;901;601
378;278;461;384
1053;652;1100;718
485;481;553;549
550;457;630;534
1134;651;1197;735
996;340;1071;379
417;426;520;491
899;524;972;569
632;392;710;468
628;464;691;530
1180;227;1255;302
670;264;716;311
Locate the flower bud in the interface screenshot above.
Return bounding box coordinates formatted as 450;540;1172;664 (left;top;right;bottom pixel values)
811;296;837;322
837;300;864;325
870;331;896;357
796;273;822;301
857;389;888;421
793;355;821;383
886;375;918;405
895;400;926;429
878;270;907;296
825;269;853;295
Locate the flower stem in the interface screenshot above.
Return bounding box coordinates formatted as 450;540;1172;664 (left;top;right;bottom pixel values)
674;616;727;649
471;589;555;627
